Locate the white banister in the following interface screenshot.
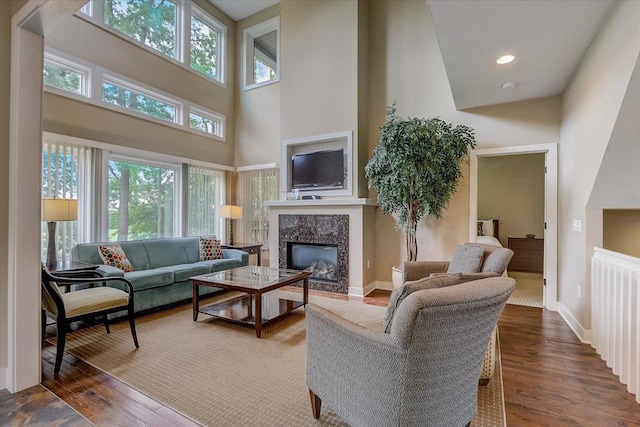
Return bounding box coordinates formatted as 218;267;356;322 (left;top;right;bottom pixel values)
591;247;640;403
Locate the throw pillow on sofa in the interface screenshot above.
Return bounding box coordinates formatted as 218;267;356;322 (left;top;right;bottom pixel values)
98;243;134;272
383;272;462;333
199;236;223;261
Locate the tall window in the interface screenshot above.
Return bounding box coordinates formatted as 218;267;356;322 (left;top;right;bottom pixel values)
42;138;91;261
237;168;278;244
190;8;223;80
108;157;178;241
81;0;227;84
104;0;178;59
187;165;225;237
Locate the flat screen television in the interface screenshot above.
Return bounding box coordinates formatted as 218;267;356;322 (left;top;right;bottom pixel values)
291;149;345;190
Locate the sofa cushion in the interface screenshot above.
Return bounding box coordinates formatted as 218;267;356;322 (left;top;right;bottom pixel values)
143;238;189;268
125;269;174;291
447;244;485;273
160;263;212;282
194;258;242;272
383;273;462;333
199;236;222;261
99;244;134;272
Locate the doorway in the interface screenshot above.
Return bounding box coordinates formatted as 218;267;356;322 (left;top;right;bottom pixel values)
469;144;558;311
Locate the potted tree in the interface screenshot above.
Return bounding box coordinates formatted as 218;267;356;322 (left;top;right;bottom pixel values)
365;104;476;288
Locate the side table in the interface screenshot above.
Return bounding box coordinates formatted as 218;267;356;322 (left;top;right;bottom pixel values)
221;243;263;266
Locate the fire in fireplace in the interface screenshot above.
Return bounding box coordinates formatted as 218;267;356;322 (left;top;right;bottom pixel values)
287;242;338;282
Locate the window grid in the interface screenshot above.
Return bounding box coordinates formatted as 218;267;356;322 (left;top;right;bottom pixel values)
237;168;279;245
43;48;225;140
78;0;226;85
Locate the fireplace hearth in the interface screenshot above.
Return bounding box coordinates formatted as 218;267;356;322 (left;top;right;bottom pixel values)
279;214;348;293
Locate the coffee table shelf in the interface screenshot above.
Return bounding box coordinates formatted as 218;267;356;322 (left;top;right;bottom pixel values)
191;266;310;338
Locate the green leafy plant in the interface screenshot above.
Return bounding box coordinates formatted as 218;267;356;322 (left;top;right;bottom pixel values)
365;104;476;261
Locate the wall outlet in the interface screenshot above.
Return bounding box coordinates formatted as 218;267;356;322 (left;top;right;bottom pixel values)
578;285;581;299
367;260;371;269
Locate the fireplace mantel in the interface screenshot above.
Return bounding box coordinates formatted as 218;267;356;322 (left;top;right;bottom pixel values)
265;198;376;207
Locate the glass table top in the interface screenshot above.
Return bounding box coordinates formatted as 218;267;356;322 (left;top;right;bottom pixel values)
191;266;309;290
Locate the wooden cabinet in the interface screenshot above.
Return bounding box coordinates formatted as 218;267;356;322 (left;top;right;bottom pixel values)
508;237;544;274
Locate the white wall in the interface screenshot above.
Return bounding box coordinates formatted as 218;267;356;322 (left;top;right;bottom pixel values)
559;0;640;331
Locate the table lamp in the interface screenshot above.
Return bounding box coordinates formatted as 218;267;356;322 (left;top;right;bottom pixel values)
220;204;242;245
42;197;78;267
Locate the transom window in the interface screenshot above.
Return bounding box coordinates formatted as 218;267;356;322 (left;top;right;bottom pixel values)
102;78;179;123
43;54;90;96
244;16;280;91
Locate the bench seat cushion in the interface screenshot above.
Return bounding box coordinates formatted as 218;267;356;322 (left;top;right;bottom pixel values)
125;269;174;291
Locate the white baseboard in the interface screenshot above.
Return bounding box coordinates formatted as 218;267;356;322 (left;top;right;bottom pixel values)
0;368;6;390
348;281;377;298
558;302;592;344
374;281;394;292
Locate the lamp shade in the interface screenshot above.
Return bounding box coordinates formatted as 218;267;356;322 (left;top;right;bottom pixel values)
220;204;243;219
42;198;78;222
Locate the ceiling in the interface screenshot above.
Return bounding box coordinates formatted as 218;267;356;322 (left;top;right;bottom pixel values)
208;0;279;21
428;0;615;110
208;1;615;110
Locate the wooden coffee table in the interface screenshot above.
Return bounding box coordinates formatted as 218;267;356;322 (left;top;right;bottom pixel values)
190;266;311;338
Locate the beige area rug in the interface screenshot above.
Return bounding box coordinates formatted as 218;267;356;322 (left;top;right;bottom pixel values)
56;291;506;426
507;271;544;308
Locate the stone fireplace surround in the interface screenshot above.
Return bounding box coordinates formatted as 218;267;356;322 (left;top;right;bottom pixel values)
278;214;349;293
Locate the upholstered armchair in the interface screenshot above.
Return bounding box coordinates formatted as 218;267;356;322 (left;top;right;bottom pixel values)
41;265;139;374
306;277;515;427
402;243;514;386
402;242;514;283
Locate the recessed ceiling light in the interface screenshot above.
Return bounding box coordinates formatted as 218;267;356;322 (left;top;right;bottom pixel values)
496;55;515;65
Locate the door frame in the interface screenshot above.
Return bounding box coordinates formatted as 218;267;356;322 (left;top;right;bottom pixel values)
469;143;558;311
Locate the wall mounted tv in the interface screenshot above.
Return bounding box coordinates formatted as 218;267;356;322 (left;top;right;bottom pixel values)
291;148;345;190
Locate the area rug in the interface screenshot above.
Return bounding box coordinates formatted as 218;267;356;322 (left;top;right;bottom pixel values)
507;271;544;308
57;291;506;426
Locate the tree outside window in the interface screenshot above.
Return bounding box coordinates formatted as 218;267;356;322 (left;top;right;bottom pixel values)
104;0;177;59
190;14;219;79
108;159;176;241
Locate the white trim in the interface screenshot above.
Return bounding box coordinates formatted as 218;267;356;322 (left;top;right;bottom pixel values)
374;280;395;292
265;198;376;207
236;163;278;172
282;131;353;197
190;2;226;84
243;16;280;91
43;131;235;172
558;302;592;344
470;143;558;311
76;0;227;87
188;106;225;138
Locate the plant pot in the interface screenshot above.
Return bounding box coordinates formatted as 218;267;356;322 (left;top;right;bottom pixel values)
391;265;403;290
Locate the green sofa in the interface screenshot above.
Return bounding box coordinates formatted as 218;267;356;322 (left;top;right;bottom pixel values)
71;237;249;314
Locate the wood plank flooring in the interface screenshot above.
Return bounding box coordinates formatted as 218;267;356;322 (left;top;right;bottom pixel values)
5;290;640;426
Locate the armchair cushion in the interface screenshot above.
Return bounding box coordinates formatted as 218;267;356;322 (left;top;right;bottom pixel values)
383;272;461;333
447;243;484;273
63;286;130;317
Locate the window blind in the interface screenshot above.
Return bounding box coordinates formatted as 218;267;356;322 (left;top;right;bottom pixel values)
42;138;91;262
187;164;225;238
237;167;278;245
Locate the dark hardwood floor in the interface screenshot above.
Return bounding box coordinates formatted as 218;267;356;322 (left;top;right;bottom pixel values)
3;289;639;426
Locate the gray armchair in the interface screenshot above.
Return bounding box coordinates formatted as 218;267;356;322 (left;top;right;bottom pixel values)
403;242;514;283
402;243;514;386
306;277;515;427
